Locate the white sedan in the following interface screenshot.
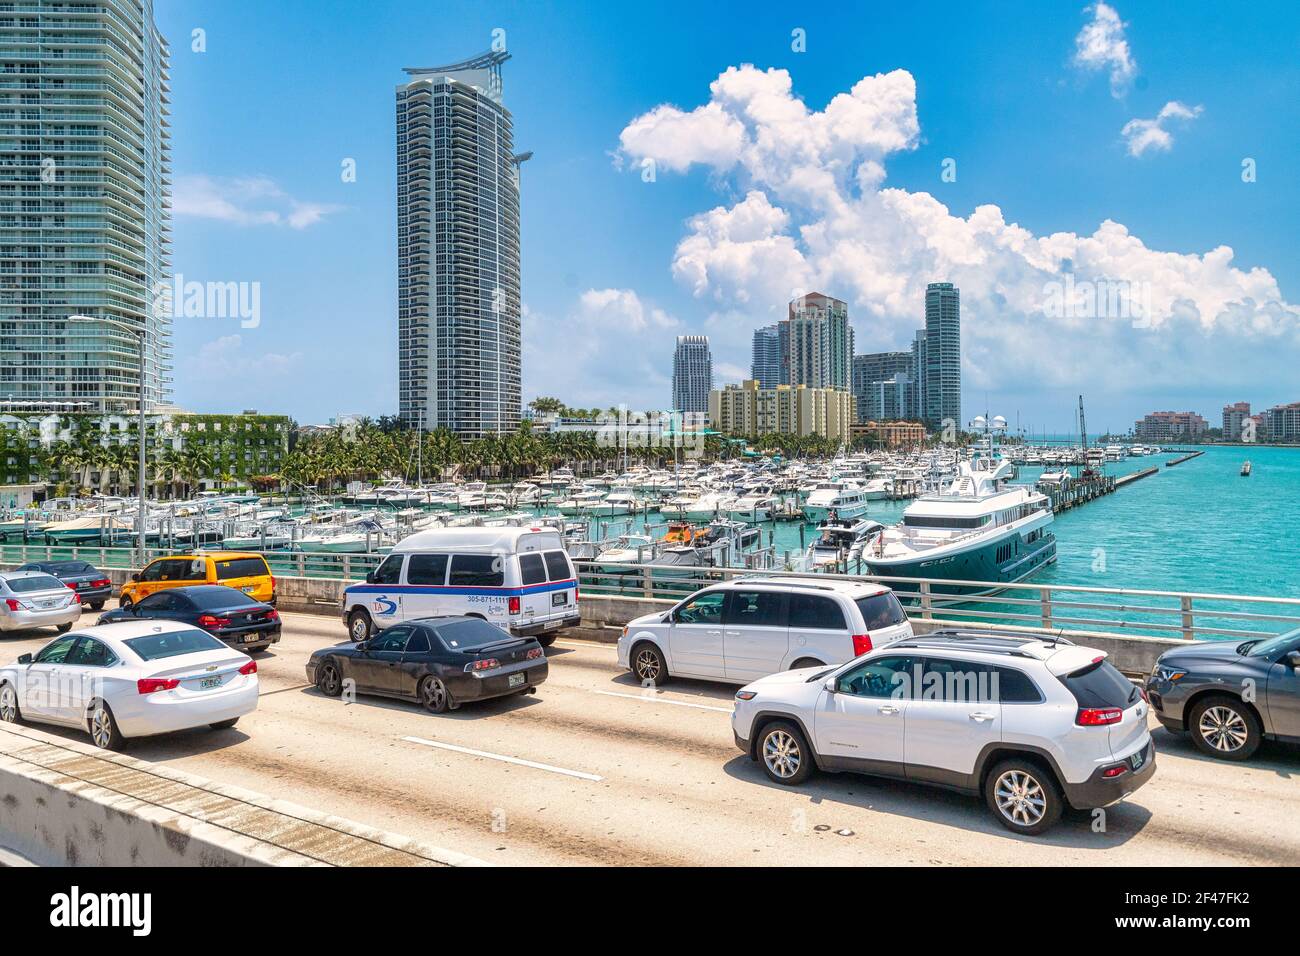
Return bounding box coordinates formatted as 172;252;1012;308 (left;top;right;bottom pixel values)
0;620;259;750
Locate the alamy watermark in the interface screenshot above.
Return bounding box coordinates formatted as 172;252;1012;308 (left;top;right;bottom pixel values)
151;273;261;329
1043;275;1153;327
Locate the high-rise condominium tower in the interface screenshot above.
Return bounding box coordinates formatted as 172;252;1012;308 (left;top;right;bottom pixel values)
672;335;712;414
397;51;525;436
787;293;853;392
750;323;785;388
923;282;960;429
0;0;172;411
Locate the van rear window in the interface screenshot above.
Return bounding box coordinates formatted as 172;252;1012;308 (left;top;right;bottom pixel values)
1060;659;1138;708
543;550;572;582
856;593;907;630
449;554;504;588
215;557;269;580
519;552;547;586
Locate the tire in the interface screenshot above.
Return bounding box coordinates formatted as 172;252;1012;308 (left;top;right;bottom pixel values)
87;701;125;751
347;608;372;643
89;601;105;611
209;718;239;730
756;720;814;786
630;642;668;686
985;758;1064;835
0;682;22;724
790;657;824;670
536;634;557;647
1188;695;1261;761
419;675;453;714
317;659;344;698
56;622;72;633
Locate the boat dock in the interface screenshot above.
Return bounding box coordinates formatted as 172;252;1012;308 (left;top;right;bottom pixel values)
1166;450;1205;467
1043;465;1159;513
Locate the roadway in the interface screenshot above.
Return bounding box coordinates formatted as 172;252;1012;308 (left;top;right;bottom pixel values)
3;607;1298;866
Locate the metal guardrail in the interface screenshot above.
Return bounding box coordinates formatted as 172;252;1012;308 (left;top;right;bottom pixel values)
570;560;1300;643
5;544;1298;643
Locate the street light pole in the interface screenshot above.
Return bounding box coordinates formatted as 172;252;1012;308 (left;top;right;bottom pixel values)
69;315;147;565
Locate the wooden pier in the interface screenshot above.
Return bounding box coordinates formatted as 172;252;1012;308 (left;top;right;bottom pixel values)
1165;450;1204;467
1043;465;1159;513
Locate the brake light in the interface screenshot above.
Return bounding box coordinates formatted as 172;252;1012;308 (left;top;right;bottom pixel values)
239;660;257;676
851;634;873;656
5;598;20;611
1076;707;1123;726
65;581;77;590
137;677;179;694
270;575;276;591
197;614;232;629
526;647;543;660
1101;764;1128;778
92;579;110;588
466;658;500;672
266;609;279;621
508;596;520;615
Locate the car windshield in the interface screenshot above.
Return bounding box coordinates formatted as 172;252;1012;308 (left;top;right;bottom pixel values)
1240;628;1300;657
435;617;511;650
124;629;225;661
7;574;65;593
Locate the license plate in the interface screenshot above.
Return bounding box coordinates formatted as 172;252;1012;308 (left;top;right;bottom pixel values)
242;634;261;643
241;585;256;594
508;672;525;688
199;677;222;690
1131;748;1145;770
552;591;567;607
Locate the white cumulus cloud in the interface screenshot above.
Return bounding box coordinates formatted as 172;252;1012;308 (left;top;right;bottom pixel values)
173;175;341;229
1121;101;1204;157
1073;2;1138;97
614;64;1299;400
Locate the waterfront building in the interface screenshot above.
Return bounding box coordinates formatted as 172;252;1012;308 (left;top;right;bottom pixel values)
787;293;853;391
750;324;786;388
1222;401;1251;442
708;380;854;443
852;351;913;421
923;282;961;429
1261;402;1300;442
851;420;927;449
1133;410;1208;442
672;334;712;414
397;51;525;437
0;0;173;413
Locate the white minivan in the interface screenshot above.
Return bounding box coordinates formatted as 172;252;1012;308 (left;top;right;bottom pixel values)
617;577;914;686
342;527;581;646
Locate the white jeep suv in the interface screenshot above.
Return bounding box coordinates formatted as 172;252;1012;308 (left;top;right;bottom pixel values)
617;577;913;686
731;630;1155;834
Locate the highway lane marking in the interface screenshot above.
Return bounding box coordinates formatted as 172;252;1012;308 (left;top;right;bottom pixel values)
401;736;604;782
594;690;732;713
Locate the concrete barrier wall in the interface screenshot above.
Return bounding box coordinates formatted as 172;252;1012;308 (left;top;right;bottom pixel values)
0;724;486;867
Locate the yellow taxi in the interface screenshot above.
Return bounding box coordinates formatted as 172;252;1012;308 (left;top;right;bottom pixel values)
119;551;276;607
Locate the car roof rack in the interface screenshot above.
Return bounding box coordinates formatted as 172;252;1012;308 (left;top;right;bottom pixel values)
729;575;875;592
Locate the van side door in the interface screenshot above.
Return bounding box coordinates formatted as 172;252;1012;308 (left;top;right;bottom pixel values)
722;589;789;683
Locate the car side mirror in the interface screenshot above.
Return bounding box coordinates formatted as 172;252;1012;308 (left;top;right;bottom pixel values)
823;677;838;693
364;571;376;584
17;653;32;665
130;573;140;582
1285;650;1300;669
355;640;368;652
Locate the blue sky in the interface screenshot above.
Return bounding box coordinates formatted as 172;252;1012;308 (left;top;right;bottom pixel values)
157;1;1299;434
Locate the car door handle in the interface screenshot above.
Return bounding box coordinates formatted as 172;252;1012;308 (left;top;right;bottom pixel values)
706;629;722;636
877;704;901;715
968;711;996;722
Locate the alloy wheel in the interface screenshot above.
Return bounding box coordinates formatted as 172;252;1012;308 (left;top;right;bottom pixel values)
762;730;802;779
1199;705;1249;752
0;685;16;722
320;664;341;696
994;770;1046;827
634;649;660;682
90;708;113;749
422;678;447;710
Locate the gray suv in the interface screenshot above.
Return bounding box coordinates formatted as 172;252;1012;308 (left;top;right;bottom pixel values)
1146;627;1300;760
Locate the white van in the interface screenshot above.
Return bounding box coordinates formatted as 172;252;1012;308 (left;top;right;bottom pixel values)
342;527;580;646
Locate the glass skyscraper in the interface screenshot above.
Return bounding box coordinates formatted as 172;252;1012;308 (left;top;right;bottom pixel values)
750;323;785;388
672;334;711;414
397;51;524;437
923;282;960;429
787;292;853;391
0;0;172;412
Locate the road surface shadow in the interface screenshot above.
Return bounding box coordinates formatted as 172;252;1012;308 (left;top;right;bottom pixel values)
13;718;252;759
605;670;738;704
1150;726;1299;778
298;682;545;720
721;755;1151;848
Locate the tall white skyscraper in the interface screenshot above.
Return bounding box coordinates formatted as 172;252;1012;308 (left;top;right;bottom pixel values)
787;292;853;391
0;0;172;412
397;51;525;436
672;335;712;414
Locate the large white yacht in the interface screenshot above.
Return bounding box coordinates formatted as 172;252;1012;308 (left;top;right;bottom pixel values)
801;482;869;523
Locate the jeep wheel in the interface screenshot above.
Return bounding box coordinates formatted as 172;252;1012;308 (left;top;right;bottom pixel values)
757;720;814;786
986;759;1063;835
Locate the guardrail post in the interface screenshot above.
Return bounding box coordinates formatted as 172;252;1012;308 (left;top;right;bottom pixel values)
1041;588;1053;630
642;565;653;600
1181;595;1194;640
297;552;306;577
343;554;352;580
919;581;932;621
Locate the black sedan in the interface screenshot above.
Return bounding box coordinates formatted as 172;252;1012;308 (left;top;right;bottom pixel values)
98;584;282;652
306;615;548;713
1146;627;1300;760
16;560;113;609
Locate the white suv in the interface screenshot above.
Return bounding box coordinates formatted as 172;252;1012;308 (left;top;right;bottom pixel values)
617;577;913;686
731;630;1156;834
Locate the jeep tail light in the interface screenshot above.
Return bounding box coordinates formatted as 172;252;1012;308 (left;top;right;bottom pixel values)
137;677;180;694
1101;764;1128;778
508;596;520;615
851;634;873;656
1076;706;1122;726
239;660;257;676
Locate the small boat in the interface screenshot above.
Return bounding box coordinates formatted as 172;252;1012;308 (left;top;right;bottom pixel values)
805;518;886;571
1241;460;1252;477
